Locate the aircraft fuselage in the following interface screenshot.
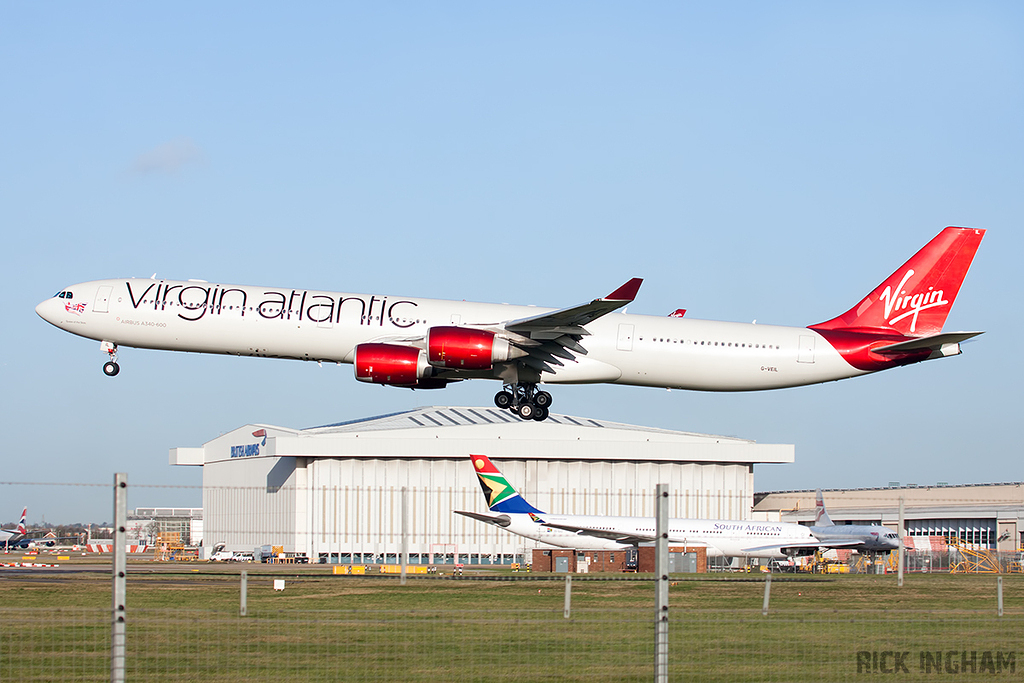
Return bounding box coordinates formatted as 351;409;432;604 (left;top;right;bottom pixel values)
37;277;869;391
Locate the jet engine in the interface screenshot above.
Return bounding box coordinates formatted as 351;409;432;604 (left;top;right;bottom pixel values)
354;343;432;386
426;327;526;370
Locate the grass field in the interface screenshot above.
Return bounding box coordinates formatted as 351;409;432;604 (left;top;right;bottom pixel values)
2;561;1023;681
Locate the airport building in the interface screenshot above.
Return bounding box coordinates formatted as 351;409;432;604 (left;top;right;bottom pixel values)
754;485;1024;552
125;508;203;547
170;406;794;563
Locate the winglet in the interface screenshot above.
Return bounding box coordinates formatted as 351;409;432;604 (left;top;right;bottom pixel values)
605;278;643;302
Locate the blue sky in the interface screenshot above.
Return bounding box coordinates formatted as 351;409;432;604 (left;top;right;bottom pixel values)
1;4;1021;523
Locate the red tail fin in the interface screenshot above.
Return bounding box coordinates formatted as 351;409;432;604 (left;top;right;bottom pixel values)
811;227;984;336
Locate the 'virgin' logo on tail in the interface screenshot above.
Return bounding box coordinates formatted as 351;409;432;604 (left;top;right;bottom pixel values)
878;270;948;333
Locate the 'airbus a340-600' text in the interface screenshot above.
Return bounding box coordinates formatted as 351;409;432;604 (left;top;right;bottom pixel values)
36;227;985;421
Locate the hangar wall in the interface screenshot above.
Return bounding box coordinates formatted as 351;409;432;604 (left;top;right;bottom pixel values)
755;485;1024;552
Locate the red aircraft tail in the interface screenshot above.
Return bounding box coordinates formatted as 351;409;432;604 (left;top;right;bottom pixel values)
812;227;985;337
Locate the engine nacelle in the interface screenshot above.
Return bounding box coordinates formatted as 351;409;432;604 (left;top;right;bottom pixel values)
354;343;432;386
426;327;525;370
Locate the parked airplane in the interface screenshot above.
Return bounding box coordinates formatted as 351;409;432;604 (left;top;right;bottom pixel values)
0;508;29;549
36;227;984;421
0;507;66;549
809;489;899;553
454;454;837;559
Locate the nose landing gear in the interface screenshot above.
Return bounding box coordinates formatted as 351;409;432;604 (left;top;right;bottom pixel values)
493;384;552;421
101;341;120;376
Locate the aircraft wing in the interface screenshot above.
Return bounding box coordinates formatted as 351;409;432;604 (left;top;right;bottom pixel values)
872;331;983;355
0;530;22;544
454;510;512;528
741;540;832;554
497;279;642;374
808;538;869;550
540;521;655;546
504;279;643;336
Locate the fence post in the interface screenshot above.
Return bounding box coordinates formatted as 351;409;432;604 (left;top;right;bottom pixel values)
997;576;1004;617
240;571;248;617
654;484;669;683
762;572;772;616
897;496;905;586
401;487;408;586
563;575;572;619
111;473;127;683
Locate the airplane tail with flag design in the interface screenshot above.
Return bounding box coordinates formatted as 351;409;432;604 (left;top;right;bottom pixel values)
17;507;27;535
814;490;834;527
812;227;984;336
470;455;543;514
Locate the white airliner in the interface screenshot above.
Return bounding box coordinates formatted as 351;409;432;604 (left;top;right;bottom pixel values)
455;454;831;559
809;489;899;554
0;507;65;549
36;227;984;421
0;508;28;549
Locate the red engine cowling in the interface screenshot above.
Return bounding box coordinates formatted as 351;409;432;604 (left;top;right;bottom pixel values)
354;343;431;386
426;327;524;370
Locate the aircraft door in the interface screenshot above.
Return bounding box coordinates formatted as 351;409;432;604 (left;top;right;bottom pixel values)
313;302;333;329
797;335;815;364
93;286;112;313
616;324;635;351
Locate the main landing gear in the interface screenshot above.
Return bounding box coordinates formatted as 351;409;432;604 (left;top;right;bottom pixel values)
101;341;120;377
494;383;553;421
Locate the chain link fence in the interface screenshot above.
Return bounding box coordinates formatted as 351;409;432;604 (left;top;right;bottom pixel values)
2;603;1022;681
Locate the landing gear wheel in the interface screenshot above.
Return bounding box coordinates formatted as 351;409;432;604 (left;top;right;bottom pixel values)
517;402;535;420
534;391;552;408
532;405;549;421
103;361;120;377
494;391;513;409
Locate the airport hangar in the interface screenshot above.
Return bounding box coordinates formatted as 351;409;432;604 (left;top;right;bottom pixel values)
170;406;794;563
754;486;1024;553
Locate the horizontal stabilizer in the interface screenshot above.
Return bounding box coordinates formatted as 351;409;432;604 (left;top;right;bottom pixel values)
872;331;983;355
454;510;512;528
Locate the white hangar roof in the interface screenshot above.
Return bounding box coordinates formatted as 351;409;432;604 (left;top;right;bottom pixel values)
170;406;794;466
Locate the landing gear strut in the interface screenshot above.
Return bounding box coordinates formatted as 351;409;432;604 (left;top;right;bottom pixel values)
101;341;120;377
493;384;552;421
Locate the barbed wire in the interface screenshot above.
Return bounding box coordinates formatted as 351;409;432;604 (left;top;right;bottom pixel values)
2;480;1024;505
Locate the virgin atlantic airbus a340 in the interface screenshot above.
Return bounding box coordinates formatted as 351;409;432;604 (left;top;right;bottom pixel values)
37;227;984;421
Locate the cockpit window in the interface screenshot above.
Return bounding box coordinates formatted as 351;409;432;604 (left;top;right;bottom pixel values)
56;290;74;299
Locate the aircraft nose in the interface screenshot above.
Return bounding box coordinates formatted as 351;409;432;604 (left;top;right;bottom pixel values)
36;297;60;325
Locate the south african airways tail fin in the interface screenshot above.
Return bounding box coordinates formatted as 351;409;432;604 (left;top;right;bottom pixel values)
470;454;544;514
